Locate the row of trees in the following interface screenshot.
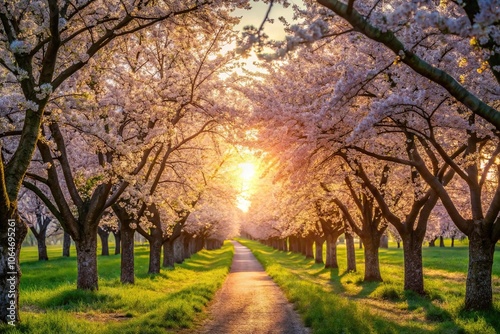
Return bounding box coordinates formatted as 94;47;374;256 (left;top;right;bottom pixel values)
1;0;499;326
238;0;500;311
0;0;252;324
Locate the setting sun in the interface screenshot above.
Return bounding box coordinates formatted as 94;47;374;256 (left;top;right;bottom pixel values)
239;162;256;181
236;162;257;212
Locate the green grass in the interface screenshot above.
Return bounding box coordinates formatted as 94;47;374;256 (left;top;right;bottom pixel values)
238;238;500;334
1;242;233;334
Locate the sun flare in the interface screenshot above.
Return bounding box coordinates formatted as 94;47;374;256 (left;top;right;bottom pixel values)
236;162;257;212
239;162;256;181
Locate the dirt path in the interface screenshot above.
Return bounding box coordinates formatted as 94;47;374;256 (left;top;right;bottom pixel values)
195;240;310;334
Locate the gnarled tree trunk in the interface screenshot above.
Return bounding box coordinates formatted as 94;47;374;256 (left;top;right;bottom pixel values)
362;237;383;282
402;234;424;295
465;226;495;310
75;232;99;290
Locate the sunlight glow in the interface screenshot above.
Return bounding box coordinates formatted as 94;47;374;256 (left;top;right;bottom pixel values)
236;162;257;212
239;162;256;181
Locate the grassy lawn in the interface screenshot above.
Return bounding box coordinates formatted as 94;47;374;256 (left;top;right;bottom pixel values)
238;238;500;334
1;241;233;334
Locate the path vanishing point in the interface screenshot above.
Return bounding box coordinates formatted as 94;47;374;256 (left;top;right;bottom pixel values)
196;240;310;334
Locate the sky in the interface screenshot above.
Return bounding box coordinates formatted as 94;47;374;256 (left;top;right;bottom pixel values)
232;1;303;41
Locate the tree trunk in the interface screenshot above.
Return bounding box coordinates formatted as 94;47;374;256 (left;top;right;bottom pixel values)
162;240;175;269
0;215;28;325
174;236;184;264
120;221;135;284
195;237;204;252
315;238;324;264
325;234;339;269
183;233;192;260
63;232;71;257
439;236;445;247
299;237;306;256
429;237;437;247
464;229;495;310
32;215;49;261
113;230;121;255
451;237;455;247
363;239;383;282
380;234;389;248
36;232;49;261
148;237;163;274
75;234;99;290
397;241;401;248
359;238;363;249
305;237;314;259
289;235;298;252
345;232;356;272
402;235;424;295
97;227;109;256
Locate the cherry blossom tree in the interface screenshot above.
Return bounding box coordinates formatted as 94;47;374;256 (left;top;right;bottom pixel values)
18;189;59;261
314;0;500;128
0;0;250;324
324;157;390;282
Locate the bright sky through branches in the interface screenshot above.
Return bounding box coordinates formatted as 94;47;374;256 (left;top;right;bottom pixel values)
233;1;301;41
236;162;257;212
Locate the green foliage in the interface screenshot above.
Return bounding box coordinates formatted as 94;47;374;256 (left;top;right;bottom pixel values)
74;172;104;200
0;242;233;334
238;238;500;334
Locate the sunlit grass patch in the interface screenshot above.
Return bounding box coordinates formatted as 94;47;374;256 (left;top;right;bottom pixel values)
0;241;233;334
238;238;500;334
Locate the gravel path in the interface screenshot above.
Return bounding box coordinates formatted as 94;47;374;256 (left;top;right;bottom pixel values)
196;240;310;334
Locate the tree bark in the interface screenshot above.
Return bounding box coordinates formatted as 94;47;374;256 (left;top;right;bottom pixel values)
402;235;425;295
113;229;121;255
36;233;49;261
345;232;357;272
314;237;325;264
63;232;71;257
439;236;445;247
174;235;184;264
183;233;193;260
451;237;455;247
162;239;175;269
465;227;495;310
31;214;50;261
148;237;163;274
120;220;135;284
325;234;339;269
363;239;383;282
75;234;99;290
97;227;109;256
